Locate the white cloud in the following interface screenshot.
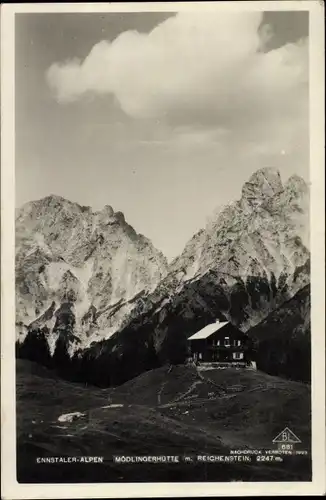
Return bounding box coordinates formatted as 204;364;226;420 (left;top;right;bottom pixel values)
46;11;308;129
46;11;308;184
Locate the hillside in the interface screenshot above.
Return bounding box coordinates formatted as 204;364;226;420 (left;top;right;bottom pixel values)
17;360;311;483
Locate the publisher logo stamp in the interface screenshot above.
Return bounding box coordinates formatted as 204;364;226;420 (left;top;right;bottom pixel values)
272;427;301;451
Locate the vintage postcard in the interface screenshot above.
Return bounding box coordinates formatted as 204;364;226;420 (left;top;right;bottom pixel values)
1;1;325;498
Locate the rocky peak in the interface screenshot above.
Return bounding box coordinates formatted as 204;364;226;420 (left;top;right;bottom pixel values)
114;211;126;224
95;205;116;227
169;167;309;285
284;174;309;198
43;194;69;205
101;204;114;216
15;194;169;344
241;167;283;208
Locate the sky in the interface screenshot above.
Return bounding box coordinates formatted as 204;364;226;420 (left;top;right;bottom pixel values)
16;11;309;261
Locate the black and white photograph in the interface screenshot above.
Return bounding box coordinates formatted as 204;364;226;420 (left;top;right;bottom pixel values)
1;1;325;498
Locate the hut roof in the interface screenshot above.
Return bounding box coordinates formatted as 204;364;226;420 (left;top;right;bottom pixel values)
188;321;229;340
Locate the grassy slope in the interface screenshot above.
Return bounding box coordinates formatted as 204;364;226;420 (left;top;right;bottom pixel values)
16;360;311;483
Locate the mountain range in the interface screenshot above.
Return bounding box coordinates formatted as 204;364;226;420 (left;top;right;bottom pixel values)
16;167;310;385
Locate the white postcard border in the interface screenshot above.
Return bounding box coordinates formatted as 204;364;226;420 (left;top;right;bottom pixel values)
1;2;325;498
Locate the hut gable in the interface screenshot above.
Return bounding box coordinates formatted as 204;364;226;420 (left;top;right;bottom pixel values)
188;320;251;364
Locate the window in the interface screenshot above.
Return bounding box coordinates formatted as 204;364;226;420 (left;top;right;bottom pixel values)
224;337;230;347
233;352;244;360
234;339;241;346
212;339;220;347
